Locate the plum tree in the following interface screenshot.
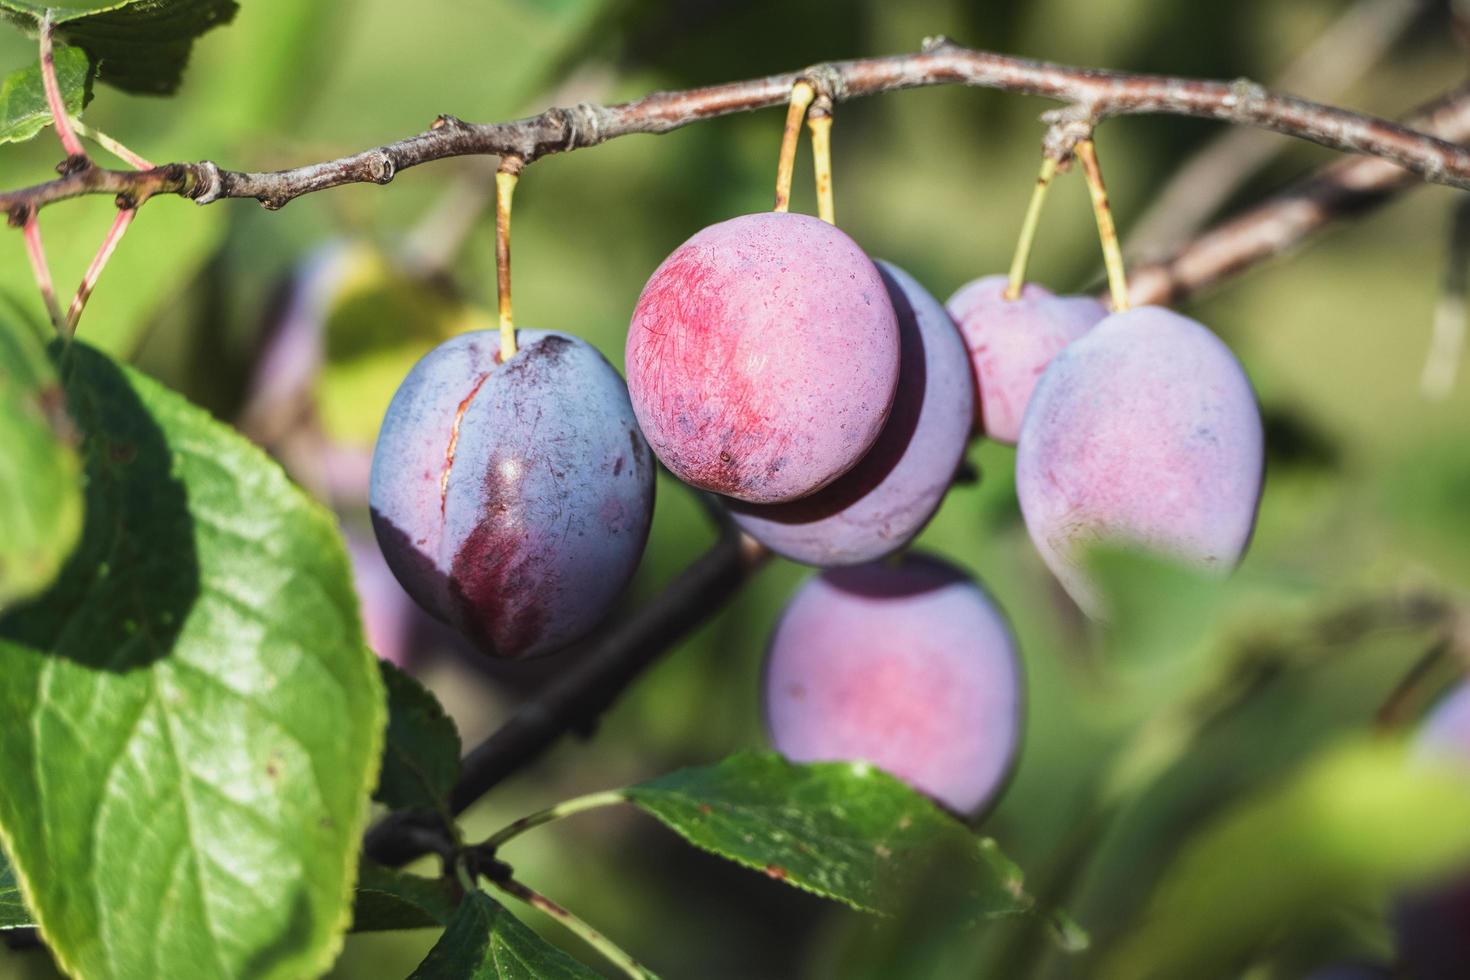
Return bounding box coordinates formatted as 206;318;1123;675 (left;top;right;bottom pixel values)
370;328;655;658
945;274;1107;444
762;553;1022;816
1015;305;1264;613
625;211;901;503
726;261;973;565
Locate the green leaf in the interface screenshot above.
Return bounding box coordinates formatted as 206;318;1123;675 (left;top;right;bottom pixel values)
626;751;1036;923
375;659;461;813
0;0;239;95
0;847;33;929
351;860;459;933
0;317;81;610
0;42;90;144
408;890;600;979
1104;739;1470;980
0;342;386;980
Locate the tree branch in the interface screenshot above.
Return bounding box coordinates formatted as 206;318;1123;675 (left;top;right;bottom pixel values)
1131;81;1470;307
363;522;768;867
5;38;1470;220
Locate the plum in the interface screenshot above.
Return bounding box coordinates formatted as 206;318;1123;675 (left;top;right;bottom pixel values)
762;553;1022;817
370;329;654;658
1393;684;1470;980
727;261;973;565
946;274;1107;444
626;211;900;504
1015;306;1263;614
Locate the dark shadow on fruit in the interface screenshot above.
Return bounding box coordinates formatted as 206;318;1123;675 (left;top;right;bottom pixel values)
0;343;198;671
724;263;927;526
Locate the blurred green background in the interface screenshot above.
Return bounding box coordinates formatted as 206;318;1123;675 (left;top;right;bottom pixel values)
2;0;1469;977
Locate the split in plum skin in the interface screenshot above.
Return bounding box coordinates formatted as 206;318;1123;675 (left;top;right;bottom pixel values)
625;211;901;504
1015;305;1264;614
369;328;655;659
946;274;1108;445
727;261;973;566
762;553;1023;817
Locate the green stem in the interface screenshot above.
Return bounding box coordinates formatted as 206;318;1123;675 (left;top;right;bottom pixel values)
481;789;627;852
493;876;655;980
1005;155;1059;300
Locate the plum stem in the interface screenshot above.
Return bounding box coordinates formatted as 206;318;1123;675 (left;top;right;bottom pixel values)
773;80;815;213
69;118;154;171
39;15;85;162
64;207;136;337
20;212;64;334
480;789;627;852
807;99;835;224
495;159;521;361
1076;139;1130;312
1005;155;1060;301
492;877;655;979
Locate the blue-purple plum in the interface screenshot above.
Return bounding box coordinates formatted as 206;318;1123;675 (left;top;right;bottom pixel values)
1015;306;1263;614
1393;684;1470;980
946;275;1107;444
762;553;1022;816
370;329;654;658
626;212;900;504
726;261;973;565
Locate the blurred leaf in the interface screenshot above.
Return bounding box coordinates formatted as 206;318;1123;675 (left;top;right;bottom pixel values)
0;318;81;610
1105;739;1470;980
408;889;600;979
1088;545;1231;679
375;659;461;813
0;0;239;95
0;847;31;929
626;752;1039;923
0;42;89;144
0;342;385;979
352;860;459;933
317;250;491;446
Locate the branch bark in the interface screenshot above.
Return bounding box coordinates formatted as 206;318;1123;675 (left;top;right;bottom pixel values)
5;37;1470;222
363;524;768;868
1130;82;1470;307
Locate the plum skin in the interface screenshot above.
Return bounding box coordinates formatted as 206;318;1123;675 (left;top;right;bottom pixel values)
1393;684;1470;980
1015;305;1264;614
369;328;655;658
762;553;1023;817
727;260;973;566
946;274;1108;444
626;211;900;504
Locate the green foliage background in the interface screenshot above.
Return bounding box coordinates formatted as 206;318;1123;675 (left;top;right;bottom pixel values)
1;0;1467;976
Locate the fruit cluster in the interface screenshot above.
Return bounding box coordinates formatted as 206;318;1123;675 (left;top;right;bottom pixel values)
368;99;1265;819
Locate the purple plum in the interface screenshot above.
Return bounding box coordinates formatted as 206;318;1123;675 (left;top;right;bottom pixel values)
370;329;654;658
762;553;1023;817
1015;305;1263;614
726;261;973;565
946;275;1108;444
626;212;900;504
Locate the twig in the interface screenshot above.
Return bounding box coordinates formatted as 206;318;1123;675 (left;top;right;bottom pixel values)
64;208;135;336
491;877;654;980
5;40;1470;219
38;15;84;163
20;213;63;332
69;118;154;171
1005;155;1060;299
1126;0;1429;257
1130;82;1470;308
363;523;768;867
1420;196;1470;399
